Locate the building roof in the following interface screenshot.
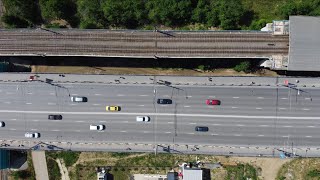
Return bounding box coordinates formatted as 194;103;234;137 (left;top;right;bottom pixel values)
183;168;202;180
288;16;320;71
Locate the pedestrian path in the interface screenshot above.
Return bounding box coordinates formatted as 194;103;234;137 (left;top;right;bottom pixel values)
31;151;49;180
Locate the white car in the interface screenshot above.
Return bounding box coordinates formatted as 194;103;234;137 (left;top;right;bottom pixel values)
89;124;105;131
0;121;5;127
25;132;40;138
136;116;150;122
70;96;87;102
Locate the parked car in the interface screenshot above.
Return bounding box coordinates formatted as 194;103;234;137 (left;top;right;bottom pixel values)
195;126;209;132
0;121;5;127
48;115;62;120
25;132;40;138
136;116;151;122
89;124;105;131
206;99;221;105
106;106;120;111
71;96;88;102
157;99;172;104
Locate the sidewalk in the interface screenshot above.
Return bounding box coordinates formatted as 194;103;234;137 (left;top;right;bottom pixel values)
31;151;49;180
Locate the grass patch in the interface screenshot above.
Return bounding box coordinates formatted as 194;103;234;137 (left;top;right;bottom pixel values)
110;152;131;158
11;151;36;180
47;151;80;167
226;163;258;180
46;158;61;180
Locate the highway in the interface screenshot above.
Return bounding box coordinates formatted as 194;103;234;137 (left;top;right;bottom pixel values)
0;29;288;58
0;81;319;149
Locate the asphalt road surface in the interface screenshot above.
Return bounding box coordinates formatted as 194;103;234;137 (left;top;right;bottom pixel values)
0;81;318;148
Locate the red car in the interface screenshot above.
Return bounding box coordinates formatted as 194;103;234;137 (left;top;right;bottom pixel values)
206;99;221;105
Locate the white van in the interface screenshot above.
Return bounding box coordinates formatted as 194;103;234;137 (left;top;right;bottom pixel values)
89;124;105;131
136;116;150;122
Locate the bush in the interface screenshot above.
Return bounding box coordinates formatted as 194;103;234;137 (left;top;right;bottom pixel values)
47;151;80;167
12;170;32;179
307;169;320;177
47;158;61;180
233;61;251;73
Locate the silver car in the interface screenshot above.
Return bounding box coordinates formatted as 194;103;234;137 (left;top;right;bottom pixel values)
89;124;105;131
70;96;88;102
136;116;151;122
25;132;40;138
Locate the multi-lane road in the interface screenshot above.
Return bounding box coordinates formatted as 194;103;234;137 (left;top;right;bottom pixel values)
0;80;319;149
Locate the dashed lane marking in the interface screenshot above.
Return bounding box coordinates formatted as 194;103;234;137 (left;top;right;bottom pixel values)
307;126;315;128
233;97;240;99
256;107;262;110
48;103;56;105
231;107;238;109
120;131;127;133
4;102;11;104
139;95;149;96
306;136;312;138
93;104;100;106
303;109;310;111
234;134;242;136
187;133;195;135
184;106;190;107
212;124;221;126
283;126;293;128
26;103;32;105
10;119;16;121
212;134;219;136
167;122;173;124
237;124;244;126
31;129;37;131
258;135;265;137
257;97;264;99
165;132;171;134
51;130;60;132
71;94;78;96
10;129;16;130
75;121;84;123
138;105;145;106
117;94;125;96
279;108;287;110
281;98;288;100
189;123;196;125
94;94;101;96
99;121;106;123
259;125;269;127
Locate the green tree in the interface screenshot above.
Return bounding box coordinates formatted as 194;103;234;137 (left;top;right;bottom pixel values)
39;0;78;26
2;0;41;27
206;0;220;27
234;61;251;73
102;0;146;29
77;0;106;29
192;0;210;24
218;0;244;30
146;0;192;27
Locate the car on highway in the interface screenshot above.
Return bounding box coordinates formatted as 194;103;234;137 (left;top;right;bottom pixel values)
90;124;105;131
25;132;40;138
48;115;63;120
0;121;5;127
157;99;172;104
206;99;221;105
195;126;209;132
71;96;88;102
136;116;151;122
106;106;120;111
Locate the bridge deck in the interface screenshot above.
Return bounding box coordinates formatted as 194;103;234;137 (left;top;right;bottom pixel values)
0;29;289;58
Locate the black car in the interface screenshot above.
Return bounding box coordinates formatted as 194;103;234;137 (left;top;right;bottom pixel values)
48;115;63;120
157;99;172;104
195;126;209;132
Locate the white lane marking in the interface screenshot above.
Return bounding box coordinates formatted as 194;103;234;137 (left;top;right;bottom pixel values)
95;94;101;96
48;102;56;105
10;128;16;130
281;97;288;100
163;95;170;97
138;105;145;107
31;129;37;131
74;130;81;132
212;134;219;136
71;94;78;96
259;125;269;127
234;134;242;136
6;92;13;94
167;122;173;124
256;107;262;110
305;98;311;100
257;97;264;99
258;135;265;137
303;108;310;111
120;131;127;133
165;132;171;134
282;136;289;138
189;123;196;125
237;124;244;127
93;104;100;106
187;96;192;98
307;126;315;128
212;124;220;126
209;96;216;98
231;107;238;109
184;106;190;108
32;120;39;122
306;136;312;138
117;94;125;96
233;97;240;99
283;126;293;128
99;121;106;123
27;92;33;95
143;131;149;133
70;104;77;106
161;105;168;107
50;92;55;95
279;108;287;110
2;110;320;120
4;102;11;104
10;119;16;121
26;103;32;105
187;133;195;135
52;130;60;131
139;95;149;96
75;121;84;123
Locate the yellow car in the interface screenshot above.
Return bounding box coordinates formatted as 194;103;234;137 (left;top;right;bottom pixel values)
106;106;120;111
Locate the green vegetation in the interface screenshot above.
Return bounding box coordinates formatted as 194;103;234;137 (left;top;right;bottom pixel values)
2;0;320;29
11;152;36;180
46;158;61;180
307;169;320;177
46;151;80;167
225;163;258;180
233;61;251;73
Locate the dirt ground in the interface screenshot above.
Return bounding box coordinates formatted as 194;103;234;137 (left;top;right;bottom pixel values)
31;65;278;77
